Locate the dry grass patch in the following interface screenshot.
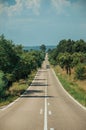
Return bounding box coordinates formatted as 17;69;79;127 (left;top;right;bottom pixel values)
54;65;86;106
54;65;86;91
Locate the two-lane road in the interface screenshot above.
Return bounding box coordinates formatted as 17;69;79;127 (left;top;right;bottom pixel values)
0;57;86;130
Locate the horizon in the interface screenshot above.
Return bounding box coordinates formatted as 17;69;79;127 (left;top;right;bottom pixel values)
23;45;56;47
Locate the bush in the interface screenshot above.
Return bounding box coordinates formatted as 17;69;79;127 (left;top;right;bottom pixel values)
6;73;16;87
0;71;8;97
75;64;86;80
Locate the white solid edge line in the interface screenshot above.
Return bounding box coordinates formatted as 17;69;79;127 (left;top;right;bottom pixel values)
52;69;86;111
1;70;39;111
1;98;20;111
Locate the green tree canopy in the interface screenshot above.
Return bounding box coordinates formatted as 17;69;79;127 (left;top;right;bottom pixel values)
57;53;73;75
0;71;8;98
40;44;46;52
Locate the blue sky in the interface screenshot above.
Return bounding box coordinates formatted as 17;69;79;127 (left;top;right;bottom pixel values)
0;0;86;46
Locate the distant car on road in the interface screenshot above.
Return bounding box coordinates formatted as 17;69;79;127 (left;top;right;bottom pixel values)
46;64;50;69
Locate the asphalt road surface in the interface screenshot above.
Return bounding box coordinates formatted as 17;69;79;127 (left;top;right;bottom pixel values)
0;55;86;130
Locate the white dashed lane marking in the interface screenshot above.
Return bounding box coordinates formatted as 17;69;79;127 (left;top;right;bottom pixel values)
50;128;54;130
40;109;43;115
48;111;52;115
48;103;50;106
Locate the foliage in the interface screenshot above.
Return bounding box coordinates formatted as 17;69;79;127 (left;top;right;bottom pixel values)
49;38;86;77
57;39;75;54
0;34;45;99
0;71;8;97
0;34;20;73
57;53;73;75
0;70;37;106
57;39;86;54
48;48;58;65
72;52;86;68
40;44;46;52
75;64;86;80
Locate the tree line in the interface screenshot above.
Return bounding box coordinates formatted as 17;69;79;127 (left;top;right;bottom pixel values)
48;39;86;79
0;34;45;98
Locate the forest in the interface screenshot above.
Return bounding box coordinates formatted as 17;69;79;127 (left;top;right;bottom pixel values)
0;34;45;102
48;39;86;79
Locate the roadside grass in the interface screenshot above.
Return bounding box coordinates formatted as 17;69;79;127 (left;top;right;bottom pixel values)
0;70;37;107
54;66;86;107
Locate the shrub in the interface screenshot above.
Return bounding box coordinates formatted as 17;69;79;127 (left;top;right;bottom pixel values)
0;71;8;97
6;73;16;87
75;64;86;80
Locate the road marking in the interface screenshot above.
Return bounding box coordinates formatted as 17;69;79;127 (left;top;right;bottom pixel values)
1;70;39;111
48;103;50;106
44;72;48;130
52;69;86;111
40;109;43;115
48;111;52;115
1;98;20;111
50;128;54;130
44;95;47;130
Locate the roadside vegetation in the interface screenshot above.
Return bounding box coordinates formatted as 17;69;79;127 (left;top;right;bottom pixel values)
0;34;45;107
48;39;86;106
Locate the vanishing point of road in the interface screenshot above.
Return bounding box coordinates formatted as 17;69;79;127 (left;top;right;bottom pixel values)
0;55;86;130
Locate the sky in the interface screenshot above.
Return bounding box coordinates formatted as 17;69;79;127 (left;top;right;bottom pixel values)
0;0;86;46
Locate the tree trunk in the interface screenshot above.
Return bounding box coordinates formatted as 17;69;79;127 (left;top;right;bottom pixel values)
68;67;71;75
65;66;69;75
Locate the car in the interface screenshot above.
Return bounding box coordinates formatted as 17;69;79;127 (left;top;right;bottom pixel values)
46;64;50;69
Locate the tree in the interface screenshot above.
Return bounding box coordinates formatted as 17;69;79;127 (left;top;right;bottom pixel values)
57;53;73;75
48;48;58;65
40;44;46;52
72;52;86;66
74;39;86;53
0;71;8;98
0;35;20;73
75;64;86;80
48;38;86;69
0;34;46;99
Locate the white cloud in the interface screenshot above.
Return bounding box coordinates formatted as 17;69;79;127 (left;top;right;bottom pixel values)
0;3;4;14
51;0;71;14
8;0;23;16
0;0;22;15
0;0;41;16
25;0;41;15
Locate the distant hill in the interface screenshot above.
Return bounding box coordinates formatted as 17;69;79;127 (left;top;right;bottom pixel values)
23;45;56;51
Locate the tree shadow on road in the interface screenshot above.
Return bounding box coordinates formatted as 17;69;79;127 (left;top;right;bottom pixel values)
31;82;48;87
34;79;46;81
21;90;54;99
21;95;54;98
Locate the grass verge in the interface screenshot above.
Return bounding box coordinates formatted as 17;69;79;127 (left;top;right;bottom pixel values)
0;70;37;107
54;66;86;107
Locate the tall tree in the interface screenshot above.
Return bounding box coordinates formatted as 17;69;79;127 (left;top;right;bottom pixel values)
40;44;46;52
57;53;73;75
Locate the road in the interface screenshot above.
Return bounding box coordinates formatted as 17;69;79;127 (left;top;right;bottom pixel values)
0;55;86;130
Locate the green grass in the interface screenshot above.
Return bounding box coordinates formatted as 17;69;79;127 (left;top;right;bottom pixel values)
0;70;37;107
54;68;86;107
